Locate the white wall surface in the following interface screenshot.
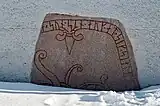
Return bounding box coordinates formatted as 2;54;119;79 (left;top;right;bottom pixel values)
0;0;159;88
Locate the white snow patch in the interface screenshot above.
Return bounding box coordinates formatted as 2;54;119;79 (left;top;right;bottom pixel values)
0;82;160;106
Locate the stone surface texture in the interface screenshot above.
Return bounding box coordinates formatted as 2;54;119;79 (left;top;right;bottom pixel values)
31;13;140;91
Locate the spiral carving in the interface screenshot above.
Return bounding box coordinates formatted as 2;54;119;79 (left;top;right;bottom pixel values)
56;29;84;41
65;64;83;84
34;53;109;90
56;32;66;41
55;28;84;55
34;50;61;86
37;50;47;59
72;30;84;41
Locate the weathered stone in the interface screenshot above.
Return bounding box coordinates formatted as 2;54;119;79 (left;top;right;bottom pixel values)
30;13;140;91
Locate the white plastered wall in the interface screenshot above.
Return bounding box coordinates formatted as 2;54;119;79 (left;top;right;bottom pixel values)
0;0;159;88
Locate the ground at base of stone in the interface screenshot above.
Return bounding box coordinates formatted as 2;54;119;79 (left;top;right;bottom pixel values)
0;82;160;106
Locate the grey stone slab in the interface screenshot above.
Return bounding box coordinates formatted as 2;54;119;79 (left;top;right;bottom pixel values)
30;13;140;91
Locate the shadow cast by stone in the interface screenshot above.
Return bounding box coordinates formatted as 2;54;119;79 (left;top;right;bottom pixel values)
0;82;98;95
